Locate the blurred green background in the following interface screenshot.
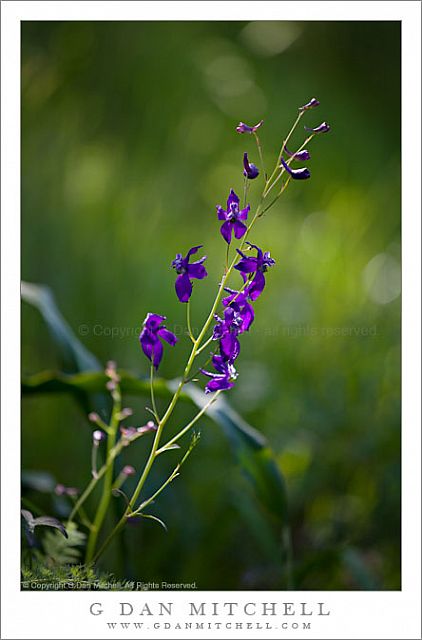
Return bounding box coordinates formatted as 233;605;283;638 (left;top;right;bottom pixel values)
21;21;401;590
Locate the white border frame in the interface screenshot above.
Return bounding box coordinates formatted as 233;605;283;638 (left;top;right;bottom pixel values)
2;2;421;639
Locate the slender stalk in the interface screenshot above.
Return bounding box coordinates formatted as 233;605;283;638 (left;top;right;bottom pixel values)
264;134;314;198
150;364;159;421
186;300;195;343
253;132;266;180
130;468;179;516
264;111;304;193
156;391;221;455
85;387;121;563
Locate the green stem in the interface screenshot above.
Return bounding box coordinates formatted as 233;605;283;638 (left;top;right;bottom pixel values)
186;300;195;343
264;111;304;194
156;391;221;455
264;134;314;198
150;364;159;421
85;387;121;563
253;132;266;180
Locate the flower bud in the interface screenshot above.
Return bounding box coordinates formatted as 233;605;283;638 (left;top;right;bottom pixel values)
88;411;100;423
305;121;331;134
299;97;320;111
93;429;105;443
236;119;263;134
281;157;311;180
243;152;259;179
122;465;136;477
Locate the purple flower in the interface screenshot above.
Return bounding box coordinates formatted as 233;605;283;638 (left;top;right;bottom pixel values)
216;189;250;244
234;242;275;301
171;246;208;303
243;152;259;179
236;119;263;134
212;307;242;362
280;157;311;180
305;121;331;134
201;354;238;394
222;286;255;332
299;97;320;111
284;145;311;161
139;313;177;370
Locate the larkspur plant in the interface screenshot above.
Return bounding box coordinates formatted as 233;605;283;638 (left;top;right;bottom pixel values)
24;99;329;567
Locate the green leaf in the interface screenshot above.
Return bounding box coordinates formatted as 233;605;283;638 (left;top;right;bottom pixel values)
43;522;86;565
21;282;101;373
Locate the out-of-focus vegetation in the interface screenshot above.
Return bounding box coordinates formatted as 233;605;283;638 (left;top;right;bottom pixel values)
21;21;401;590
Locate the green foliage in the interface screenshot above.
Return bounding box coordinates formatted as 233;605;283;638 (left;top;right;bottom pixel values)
21;562;135;591
42;522;86;565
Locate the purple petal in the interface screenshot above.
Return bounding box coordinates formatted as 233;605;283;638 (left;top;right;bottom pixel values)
226;189;240;211
211;354;227;373
240;301;255;331
151;339;163;369
175;273;192;303
280;157;311;180
220;220;233;244
139;329;158;363
305;121;330;134
284;145;311;161
216;205;227;221
144;313;166;330
220;333;240;361
204;377;234;393
299;97;320;111
234;256;258;273
243;152;259;180
248;270;266;301
236;122;253;134
238;204;250;221
233;220;247;240
245;241;263;260
186;245;203;259
187;260;207;279
157;326;178;346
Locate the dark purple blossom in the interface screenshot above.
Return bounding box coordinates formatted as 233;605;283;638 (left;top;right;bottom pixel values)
236;119;263;134
171;246;208;303
299;97;320;111
139;313;177;370
234;242;275;300
222;286;254;332
212;307;242;362
284;145;311;161
243;152;259;180
280;157;311;180
201;354;238;394
305;121;331;134
216;189;250;244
